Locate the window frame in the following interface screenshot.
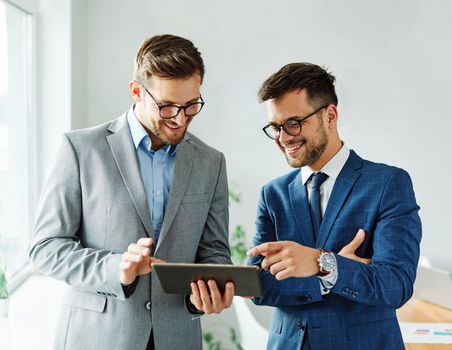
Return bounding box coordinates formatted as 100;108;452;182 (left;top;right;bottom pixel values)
1;0;38;292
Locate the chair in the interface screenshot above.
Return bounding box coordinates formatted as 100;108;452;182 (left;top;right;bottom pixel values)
233;296;270;350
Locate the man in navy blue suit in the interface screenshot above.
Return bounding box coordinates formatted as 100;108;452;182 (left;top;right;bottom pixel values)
247;63;421;350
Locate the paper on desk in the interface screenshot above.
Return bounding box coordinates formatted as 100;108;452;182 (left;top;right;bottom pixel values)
400;323;452;343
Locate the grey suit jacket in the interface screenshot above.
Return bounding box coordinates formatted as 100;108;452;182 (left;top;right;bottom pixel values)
30;113;232;350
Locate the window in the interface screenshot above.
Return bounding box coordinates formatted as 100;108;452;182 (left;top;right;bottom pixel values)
0;0;35;282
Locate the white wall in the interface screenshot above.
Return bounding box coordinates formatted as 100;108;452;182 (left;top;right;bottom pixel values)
69;0;452;271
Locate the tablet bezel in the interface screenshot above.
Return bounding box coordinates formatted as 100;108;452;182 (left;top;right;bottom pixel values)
152;263;262;297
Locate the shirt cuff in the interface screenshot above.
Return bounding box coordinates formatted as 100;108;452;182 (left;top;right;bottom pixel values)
184;295;204;319
121;277;140;299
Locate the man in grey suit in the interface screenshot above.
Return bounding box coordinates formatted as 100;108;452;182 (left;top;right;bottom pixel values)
30;34;234;350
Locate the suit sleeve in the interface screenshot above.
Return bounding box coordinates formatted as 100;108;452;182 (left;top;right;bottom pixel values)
332;168;421;308
29;135;127;300
249;186;324;307
194;153;232;265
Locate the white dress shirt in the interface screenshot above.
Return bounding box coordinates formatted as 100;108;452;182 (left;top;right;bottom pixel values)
301;143;350;294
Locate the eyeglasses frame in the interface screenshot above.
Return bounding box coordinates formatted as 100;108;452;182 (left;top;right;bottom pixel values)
139;82;205;119
262;104;329;140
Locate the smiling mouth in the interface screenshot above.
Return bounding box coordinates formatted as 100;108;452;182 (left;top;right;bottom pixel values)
284;142;305;155
164;122;182;131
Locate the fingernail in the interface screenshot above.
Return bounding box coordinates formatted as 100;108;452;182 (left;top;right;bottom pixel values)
358;230;364;237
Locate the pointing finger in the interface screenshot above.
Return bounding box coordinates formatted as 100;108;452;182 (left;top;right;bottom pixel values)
127;243;150;256
247;242;284;257
137;237;154;247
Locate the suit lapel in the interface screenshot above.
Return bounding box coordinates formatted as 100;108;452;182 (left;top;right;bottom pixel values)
288;173;316;247
316;151;363;248
106;115;153;238
155;137;194;252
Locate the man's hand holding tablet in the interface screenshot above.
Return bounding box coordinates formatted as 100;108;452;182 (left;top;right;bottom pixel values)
189;279;235;314
152;263;262;313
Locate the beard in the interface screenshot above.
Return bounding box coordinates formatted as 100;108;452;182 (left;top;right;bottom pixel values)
283;119;328;168
149;118;190;146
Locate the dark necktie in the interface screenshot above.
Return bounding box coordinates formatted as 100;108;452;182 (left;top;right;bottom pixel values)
308;172;329;236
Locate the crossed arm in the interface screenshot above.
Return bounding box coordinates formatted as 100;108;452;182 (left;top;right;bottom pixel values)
248;170;421;309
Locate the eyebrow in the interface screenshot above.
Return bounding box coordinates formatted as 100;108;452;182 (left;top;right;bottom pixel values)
288;116;309;121
269;116;305;125
158;96;201;105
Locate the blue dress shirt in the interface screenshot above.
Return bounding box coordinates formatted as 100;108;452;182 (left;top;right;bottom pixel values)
127;105;177;243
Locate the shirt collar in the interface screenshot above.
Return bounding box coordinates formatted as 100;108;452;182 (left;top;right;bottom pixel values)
301;143;350;185
126;105;178;155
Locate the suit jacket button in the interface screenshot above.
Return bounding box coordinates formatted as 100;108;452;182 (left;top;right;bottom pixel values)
145;301;152;311
299;294;311;302
297;322;305;331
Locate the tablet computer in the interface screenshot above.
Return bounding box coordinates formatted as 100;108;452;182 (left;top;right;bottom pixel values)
152;263;262;297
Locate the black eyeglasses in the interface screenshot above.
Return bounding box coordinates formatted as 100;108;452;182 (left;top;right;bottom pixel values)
262;105;329;140
140;84;205;119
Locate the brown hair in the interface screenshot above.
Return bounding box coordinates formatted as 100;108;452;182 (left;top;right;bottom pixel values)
134;34;205;83
258;63;338;107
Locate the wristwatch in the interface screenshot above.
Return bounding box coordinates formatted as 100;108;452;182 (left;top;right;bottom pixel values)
317;249;336;276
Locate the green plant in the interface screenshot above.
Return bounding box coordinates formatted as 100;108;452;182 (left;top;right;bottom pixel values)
203;331;223;350
0;266;8;299
228;184;241;206
228;186;249;265
201;184;248;349
202;328;243;350
230;225;247;264
229;327;244;350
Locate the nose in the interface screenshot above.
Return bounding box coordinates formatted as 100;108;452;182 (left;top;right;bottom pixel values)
171;109;187;126
278;128;293;145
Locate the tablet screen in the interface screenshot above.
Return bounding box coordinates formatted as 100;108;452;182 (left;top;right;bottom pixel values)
152;263;262;297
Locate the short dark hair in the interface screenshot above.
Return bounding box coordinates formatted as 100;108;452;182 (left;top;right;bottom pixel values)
134;34;205;83
258;63;338;107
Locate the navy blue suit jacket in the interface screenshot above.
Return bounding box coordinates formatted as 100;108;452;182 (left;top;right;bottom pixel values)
249;150;421;350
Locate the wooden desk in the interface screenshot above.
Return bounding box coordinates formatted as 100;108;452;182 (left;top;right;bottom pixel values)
397;298;452;350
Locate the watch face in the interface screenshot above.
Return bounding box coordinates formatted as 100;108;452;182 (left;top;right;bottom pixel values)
320;253;335;271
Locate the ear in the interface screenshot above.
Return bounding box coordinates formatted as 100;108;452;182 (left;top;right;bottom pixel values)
129;80;143;103
325;104;338;129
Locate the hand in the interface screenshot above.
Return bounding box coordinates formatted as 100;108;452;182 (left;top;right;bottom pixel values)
189;280;234;314
120;237;164;285
247;241;320;280
338;229;372;264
